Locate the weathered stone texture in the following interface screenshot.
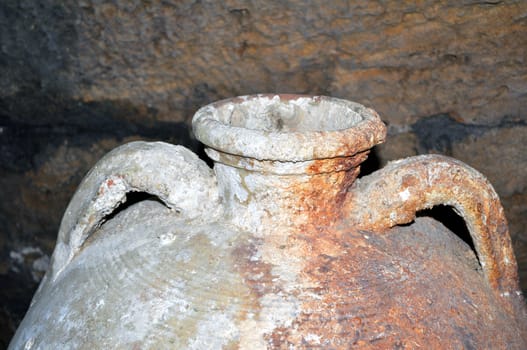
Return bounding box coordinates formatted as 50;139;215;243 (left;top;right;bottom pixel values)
1;0;526;346
74;0;527;125
4;1;526;124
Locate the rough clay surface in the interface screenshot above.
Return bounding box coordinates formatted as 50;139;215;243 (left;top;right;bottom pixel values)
193;95;386;162
346;155;522;308
47;141;219;282
9;134;527;348
1;0;527;345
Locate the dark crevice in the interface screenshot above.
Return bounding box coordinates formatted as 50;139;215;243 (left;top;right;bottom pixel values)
80;191;168;253
103;191;166;223
417;205;479;266
464;1;503;6
358;147;381;178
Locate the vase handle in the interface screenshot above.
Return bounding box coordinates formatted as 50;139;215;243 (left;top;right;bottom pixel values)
345;154;521;306
47;141;219;281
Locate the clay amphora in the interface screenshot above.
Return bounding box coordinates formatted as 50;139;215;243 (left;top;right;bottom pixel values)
9;95;527;349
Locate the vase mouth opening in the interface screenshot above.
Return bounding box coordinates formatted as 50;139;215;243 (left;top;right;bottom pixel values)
192;94;387;162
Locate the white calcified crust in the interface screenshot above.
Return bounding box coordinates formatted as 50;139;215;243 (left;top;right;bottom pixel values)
193;94;386;161
47;141;220;281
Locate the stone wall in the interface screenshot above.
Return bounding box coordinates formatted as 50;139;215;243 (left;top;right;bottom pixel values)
1;0;526;346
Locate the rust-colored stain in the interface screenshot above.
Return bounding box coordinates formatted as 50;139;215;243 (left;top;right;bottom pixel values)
293;151;369;230
218;97;526;347
257;153;527;348
344;155;522;302
232;238;277;299
260;219;527;348
211;97;524;347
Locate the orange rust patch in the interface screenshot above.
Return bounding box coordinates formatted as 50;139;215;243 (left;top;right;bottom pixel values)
264;327;293;349
296;151;368;230
344;154;523;304
401;173;418;187
266;219;526;348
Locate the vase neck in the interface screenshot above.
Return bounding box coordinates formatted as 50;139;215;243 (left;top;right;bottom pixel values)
192;94;387;234
211;149;369;235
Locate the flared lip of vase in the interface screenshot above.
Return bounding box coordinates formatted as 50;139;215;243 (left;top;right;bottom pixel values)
192;94;387;162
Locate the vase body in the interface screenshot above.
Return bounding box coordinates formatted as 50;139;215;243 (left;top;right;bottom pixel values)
9;95;527;349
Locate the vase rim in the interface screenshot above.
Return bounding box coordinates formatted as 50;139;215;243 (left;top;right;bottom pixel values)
192;94;386;162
